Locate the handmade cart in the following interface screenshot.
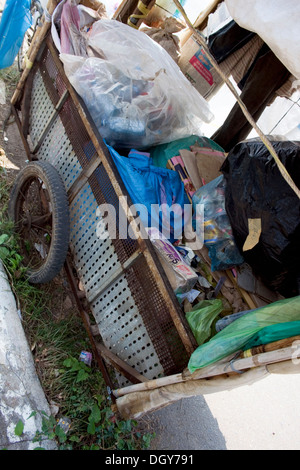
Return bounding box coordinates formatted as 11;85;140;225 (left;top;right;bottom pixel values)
8;0;300;419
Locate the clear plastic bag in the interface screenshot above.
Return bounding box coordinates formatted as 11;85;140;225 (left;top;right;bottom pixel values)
193;176;232;245
59;15;213;148
192;175;244;271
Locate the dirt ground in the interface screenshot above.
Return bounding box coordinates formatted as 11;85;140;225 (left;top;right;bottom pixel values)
0;70;27;179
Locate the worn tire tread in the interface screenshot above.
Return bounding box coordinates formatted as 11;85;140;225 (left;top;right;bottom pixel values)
8;161;70;284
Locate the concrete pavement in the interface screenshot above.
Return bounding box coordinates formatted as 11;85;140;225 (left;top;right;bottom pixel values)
148;370;300;450
0;261;57;450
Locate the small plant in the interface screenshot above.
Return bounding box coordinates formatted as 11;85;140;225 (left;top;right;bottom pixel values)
11;358;154;451
0;169;27;292
51;356;154;450
0;232;24;273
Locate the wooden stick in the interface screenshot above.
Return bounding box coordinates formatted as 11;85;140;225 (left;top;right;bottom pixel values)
96;343;149;384
113;345;300;397
179;0;221;47
226;269;257;310
113;371;184;397
11;0;59;106
113;0;138;22
240;335;300;358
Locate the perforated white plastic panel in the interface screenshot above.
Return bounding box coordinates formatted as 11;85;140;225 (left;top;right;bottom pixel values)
69;183;120;300
36;115;82;191
29;71;55;148
69;183;163;386
91;274;163;383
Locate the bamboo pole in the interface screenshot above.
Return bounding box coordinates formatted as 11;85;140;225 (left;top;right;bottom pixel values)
172;0;300;200
11;0;59;106
113;344;300;397
179;0;221;47
240;335;300;358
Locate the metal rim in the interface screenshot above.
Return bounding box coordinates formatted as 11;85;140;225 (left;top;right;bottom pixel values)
14;174;53;274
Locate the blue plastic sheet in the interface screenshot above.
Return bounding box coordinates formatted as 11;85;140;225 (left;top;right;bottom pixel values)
0;0;32;69
106;144;190;242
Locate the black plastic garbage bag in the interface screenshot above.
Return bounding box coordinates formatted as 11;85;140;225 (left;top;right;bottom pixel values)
221;139;300;297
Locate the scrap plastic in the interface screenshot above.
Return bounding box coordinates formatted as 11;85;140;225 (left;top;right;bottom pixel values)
215;308;257;332
0;0;32;69
55;0;213;148
188;295;300;372
185;299;224;346
242;321;300;351
192;175;244;271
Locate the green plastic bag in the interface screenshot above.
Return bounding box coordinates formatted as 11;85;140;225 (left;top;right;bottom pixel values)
186;299;223;346
188;296;300;373
242;321;300;351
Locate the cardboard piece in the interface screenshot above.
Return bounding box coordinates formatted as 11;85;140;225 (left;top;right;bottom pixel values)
179;149;203;190
178;34;223;100
190;145;226;185
243;218;262;252
167;154;196;202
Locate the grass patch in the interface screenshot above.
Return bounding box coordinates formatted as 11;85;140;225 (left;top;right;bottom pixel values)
0;167;155;450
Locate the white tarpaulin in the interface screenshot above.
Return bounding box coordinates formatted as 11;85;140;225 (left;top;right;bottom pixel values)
225;0;300;80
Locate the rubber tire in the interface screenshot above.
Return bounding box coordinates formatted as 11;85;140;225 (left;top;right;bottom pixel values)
8;161;70;284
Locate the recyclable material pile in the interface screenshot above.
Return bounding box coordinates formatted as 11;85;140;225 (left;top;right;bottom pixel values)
52;0;213;149
51;0;300;373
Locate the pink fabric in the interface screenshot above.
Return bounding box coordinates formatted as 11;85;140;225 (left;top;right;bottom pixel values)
60;1;81;54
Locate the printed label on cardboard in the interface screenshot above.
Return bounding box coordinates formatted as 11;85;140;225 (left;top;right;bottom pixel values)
189;48;214;85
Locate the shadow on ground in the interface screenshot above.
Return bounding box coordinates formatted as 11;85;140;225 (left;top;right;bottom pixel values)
147;395;227;450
